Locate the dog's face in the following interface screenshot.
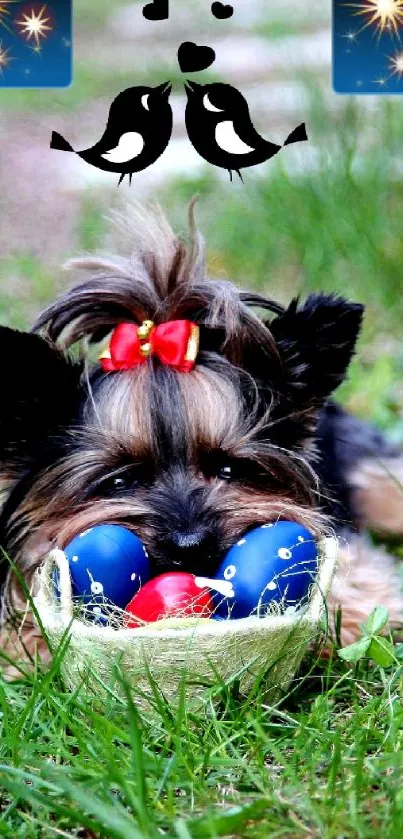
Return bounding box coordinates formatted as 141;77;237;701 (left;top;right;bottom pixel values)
0;207;363;616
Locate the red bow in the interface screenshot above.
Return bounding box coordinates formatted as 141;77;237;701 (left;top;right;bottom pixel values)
99;320;200;373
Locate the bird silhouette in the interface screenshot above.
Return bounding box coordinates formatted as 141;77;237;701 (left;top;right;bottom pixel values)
184;81;308;181
50;82;173;186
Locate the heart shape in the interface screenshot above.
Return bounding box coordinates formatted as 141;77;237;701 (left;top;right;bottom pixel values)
142;0;169;21
211;2;233;19
178;41;216;74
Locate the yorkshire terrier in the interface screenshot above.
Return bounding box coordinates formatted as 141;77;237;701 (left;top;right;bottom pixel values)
1;203;402;664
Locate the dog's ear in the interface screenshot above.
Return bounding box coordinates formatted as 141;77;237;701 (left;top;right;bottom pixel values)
0;326;83;461
266;294;364;447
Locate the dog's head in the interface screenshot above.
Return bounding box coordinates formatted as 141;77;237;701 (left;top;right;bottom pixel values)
0;205;363;613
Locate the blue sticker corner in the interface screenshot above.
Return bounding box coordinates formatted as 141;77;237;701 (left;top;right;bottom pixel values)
0;1;72;89
333;0;403;94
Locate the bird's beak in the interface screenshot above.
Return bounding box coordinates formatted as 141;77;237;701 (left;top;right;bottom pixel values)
184;80;197;96
154;81;172;98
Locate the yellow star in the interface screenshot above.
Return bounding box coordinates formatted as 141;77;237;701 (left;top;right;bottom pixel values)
17;4;52;46
345;0;403;36
0;38;12;75
388;49;403;75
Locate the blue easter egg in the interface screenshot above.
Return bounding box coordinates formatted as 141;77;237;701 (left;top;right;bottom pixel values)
212;521;318;620
63;524;150;622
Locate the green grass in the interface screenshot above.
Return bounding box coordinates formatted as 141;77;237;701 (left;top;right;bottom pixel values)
1;627;403;838
75;0;134;29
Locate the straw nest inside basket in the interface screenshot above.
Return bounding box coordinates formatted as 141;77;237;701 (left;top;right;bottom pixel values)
34;536;338;708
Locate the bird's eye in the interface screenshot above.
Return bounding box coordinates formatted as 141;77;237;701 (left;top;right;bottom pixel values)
203;93;223;113
141;94;150;111
218;465;232;481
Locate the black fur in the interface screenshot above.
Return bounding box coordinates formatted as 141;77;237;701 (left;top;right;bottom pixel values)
0;327;83;462
266;294;364;449
315;401;400;528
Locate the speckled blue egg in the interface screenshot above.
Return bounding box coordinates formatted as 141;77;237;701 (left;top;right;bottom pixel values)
63;524;150;621
212;521;318;620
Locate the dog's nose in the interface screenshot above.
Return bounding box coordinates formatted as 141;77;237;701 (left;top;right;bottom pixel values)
166;528;215;574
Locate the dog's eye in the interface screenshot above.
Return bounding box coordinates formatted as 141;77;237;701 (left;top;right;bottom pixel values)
96;473;133;495
218;465;232;481
112;476;129;490
92;465;151;497
200;451;235;481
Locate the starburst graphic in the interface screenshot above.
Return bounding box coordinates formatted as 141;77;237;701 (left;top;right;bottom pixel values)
388;48;403;73
0;37;11;73
346;0;403;37
16;4;52;46
342;29;359;40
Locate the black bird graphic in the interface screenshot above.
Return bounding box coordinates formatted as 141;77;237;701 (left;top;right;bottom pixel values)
184;81;308;181
50;82;172;186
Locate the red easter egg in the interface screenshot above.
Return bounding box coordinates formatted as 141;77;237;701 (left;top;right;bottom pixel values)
125;572;213;627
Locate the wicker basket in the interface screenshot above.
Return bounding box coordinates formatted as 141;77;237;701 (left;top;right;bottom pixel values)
34;537;338;708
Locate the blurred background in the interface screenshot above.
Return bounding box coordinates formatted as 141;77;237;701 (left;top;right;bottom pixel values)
1;0;403;436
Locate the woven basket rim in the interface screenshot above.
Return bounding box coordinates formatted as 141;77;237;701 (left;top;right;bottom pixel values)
34;536;338;644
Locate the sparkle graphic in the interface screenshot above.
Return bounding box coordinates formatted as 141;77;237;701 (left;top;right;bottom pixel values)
342;28;359;40
388;48;403;73
16;4;52;45
346;0;403;37
0;38;11;73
